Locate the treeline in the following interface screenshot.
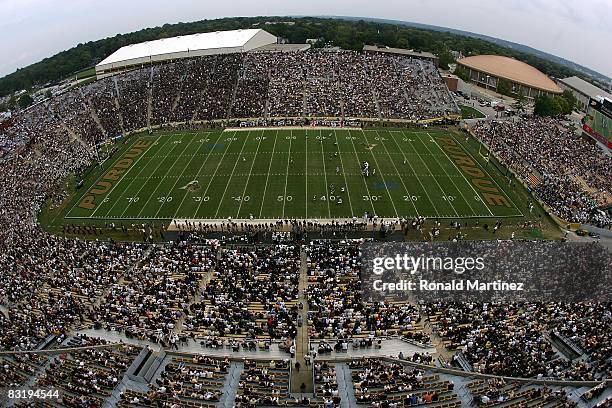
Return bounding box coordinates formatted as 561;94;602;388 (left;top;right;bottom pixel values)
0;16;584;97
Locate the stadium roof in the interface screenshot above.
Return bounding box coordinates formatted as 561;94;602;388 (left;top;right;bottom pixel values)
96;29;276;73
558;76;612;100
457;55;562;93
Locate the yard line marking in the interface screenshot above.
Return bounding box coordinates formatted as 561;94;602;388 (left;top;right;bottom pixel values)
135;133;196;218
347;129;376;215
402;130;459;218
384;129;440;217
374;129;419;217
415;131;477;217
153;132;213;218
282;130;294;218
258;129;278;218
172;131;224;219
236;130;265;218
333;129;354;217
213;131;250;218
93;134;167;218
426;132;493;217
195;130;240;216
303;129;307;219
359;130;399;218
319;130;332;218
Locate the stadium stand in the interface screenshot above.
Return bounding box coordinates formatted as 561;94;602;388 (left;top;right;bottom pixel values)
0;44;610;408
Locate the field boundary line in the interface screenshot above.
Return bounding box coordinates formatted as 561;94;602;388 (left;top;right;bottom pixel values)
453;133;524;217
93;134;165;218
236;130;265;217
319;129;332;218
359;130;399;218
374;129;419;217
333;129;355;217
400;130;459;218
421;131;485;217
258;130;279;218
195;131;239;216
133;133;196;218
153;132;213;218
172;131;224;219
347;129;376;215
213;130;251;218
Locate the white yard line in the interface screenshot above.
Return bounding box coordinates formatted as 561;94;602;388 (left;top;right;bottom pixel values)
347;129;376;216
282;131;294;218
319;130;332;218
213;131;251;218
153;132;213;218
236;130;265;217
195;131;240;216
333;129;354;217
303;129;307;219
402;131;459;218
426;132;493;217
386;130;440;217
93;134;167;218
360;130;399;218
134;134;195;218
172;131;224;219
374;129;419;217
258;130;279;218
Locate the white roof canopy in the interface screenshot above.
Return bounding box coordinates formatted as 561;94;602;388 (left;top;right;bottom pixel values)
96;29;276;73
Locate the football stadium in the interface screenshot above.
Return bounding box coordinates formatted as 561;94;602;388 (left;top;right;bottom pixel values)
0;13;611;408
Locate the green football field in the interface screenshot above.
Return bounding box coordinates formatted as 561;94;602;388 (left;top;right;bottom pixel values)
66;128;523;221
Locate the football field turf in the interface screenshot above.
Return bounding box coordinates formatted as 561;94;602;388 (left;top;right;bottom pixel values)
66;128;523;221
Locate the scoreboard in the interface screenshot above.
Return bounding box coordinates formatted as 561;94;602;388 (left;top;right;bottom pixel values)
583;97;612;149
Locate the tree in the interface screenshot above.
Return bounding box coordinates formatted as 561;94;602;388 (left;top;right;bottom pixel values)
560;90;577;113
512;91;527;113
0;16;585;97
454;65;470;82
496;78;512;96
437;49;455;70
534;95;565;117
17;93;33;109
45;90;53;99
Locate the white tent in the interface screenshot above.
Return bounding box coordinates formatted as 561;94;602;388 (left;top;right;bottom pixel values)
96;29;277;76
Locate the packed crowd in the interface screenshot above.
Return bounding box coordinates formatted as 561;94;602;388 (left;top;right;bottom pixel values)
183;245;300;340
472;117;611;226
349;358;459;406
119;354;230;406
306;241;428;342
0;45;608;408
35;335;141;407
427;301;611;380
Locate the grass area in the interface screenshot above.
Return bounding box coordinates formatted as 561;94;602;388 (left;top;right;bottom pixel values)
459;105;486;119
586;108;611;142
41;126;561;241
75;67;96;80
62;128;523;221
